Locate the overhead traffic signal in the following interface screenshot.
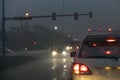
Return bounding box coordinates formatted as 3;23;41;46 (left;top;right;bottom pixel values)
89;11;92;18
74;12;78;20
52;12;56;20
108;28;112;32
88;28;91;32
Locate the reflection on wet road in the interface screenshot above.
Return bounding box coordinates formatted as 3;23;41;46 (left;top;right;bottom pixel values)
0;50;72;80
51;58;70;80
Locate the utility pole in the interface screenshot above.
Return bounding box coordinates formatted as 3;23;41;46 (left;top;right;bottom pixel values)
1;0;5;56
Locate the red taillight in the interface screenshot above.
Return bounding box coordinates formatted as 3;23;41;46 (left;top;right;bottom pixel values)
105;50;112;55
73;64;80;74
106;39;116;42
80;65;88;72
92;43;97;47
106;36;116;43
72;63;92;75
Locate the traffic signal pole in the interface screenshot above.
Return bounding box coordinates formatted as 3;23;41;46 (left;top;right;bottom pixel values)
5;11;92;21
1;0;5;56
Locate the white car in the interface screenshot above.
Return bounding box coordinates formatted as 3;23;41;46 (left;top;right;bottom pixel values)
69;34;120;80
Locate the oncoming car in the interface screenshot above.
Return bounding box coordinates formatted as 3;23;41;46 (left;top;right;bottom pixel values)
51;48;68;57
69;34;120;80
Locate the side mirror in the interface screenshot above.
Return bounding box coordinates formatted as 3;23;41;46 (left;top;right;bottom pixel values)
70;51;76;57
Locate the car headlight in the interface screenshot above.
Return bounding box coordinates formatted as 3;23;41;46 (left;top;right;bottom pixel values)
66;46;70;50
51;50;58;57
70;46;73;50
62;51;67;56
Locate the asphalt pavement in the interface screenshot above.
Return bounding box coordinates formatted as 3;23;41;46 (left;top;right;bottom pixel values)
0;50;72;80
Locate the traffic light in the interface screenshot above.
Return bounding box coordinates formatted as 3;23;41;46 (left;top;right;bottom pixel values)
88;28;91;32
74;12;78;20
89;11;92;18
108;28;112;32
33;41;37;46
98;28;101;32
52;12;56;20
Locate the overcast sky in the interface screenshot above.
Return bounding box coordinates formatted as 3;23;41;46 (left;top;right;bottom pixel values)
0;0;120;39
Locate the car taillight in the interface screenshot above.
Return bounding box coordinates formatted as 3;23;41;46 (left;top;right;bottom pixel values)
72;63;92;75
105;50;112;55
80;65;88;72
106;37;116;43
106;38;116;42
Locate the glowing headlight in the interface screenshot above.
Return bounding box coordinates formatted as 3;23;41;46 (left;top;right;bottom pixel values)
66;46;70;50
62;51;67;56
63;58;66;63
76;46;79;50
52;50;58;57
70;46;73;49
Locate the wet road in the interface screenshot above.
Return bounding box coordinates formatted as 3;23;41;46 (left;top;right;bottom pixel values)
0;50;72;80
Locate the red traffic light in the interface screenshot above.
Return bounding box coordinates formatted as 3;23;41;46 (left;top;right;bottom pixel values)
33;41;37;45
88;28;91;32
108;28;112;32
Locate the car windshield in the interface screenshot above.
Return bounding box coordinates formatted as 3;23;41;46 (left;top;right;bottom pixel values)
79;37;120;58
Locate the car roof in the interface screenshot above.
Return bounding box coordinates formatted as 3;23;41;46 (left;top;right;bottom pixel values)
84;34;120;42
85;34;120;39
86;34;120;38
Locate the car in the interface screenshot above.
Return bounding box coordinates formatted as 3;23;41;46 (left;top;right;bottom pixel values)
69;34;120;80
51;48;68;57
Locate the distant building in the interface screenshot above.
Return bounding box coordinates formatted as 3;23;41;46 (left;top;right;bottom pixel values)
5;24;70;51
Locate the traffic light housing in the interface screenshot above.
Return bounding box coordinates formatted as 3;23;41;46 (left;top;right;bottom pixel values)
89;11;92;18
52;12;56;20
74;12;78;20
